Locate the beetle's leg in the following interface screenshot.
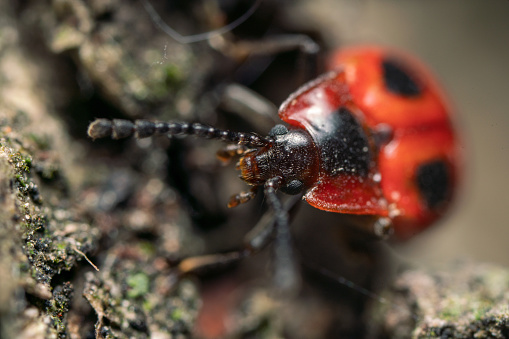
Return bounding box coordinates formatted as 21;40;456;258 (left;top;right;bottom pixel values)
140;0;262;45
212;34;319;60
216;144;249;164
264;177;300;293
88;119;273;148
216;36;321;132
177;210;273;275
214;35;321;129
219;83;279;132
175;195;301;276
210;34;320;84
142;0;319;81
227;186;258;208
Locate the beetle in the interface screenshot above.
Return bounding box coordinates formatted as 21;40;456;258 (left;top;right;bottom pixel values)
88;46;459;284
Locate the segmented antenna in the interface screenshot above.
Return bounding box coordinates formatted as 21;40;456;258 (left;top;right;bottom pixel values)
87;119;272;148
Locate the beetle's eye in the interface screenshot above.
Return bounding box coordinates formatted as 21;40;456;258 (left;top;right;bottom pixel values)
281;179;304;195
415;160;451;210
382;59;422;97
269;124;289;137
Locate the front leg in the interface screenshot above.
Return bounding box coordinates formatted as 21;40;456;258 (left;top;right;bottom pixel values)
174;194;301;278
264;177;300;293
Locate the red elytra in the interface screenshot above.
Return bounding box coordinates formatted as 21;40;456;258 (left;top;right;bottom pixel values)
280;46;459;239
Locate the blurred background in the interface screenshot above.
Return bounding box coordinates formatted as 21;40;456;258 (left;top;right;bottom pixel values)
2;0;508;337
290;0;509;268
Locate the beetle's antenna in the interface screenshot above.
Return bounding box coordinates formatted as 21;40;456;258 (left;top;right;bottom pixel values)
264;177;300;293
88;119;272;148
140;0;262;44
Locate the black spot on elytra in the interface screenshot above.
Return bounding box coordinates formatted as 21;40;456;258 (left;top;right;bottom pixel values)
382;59;421;97
416;160;450;209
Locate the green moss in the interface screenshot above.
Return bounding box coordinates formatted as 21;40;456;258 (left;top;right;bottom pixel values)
126;272;150;299
15;173;27;187
138;241;156;256
428;329;438;337
439;303;461;321
27;133;51;151
55;242;67;251
142;299;154;312
164;63;184;89
45;282;73;336
8;150;32;173
171;308;183;321
473;306;490;321
1;115;97;337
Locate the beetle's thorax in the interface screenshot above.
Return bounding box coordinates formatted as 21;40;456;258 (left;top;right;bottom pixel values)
238;128;320;194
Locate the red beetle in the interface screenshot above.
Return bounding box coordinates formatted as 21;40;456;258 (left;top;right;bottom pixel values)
281;46;459;239
88;46;460;277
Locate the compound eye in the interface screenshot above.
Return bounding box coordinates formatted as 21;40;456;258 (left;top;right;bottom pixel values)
415;160;451;210
382;59;422;97
281;179;304;195
269;124;289;137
